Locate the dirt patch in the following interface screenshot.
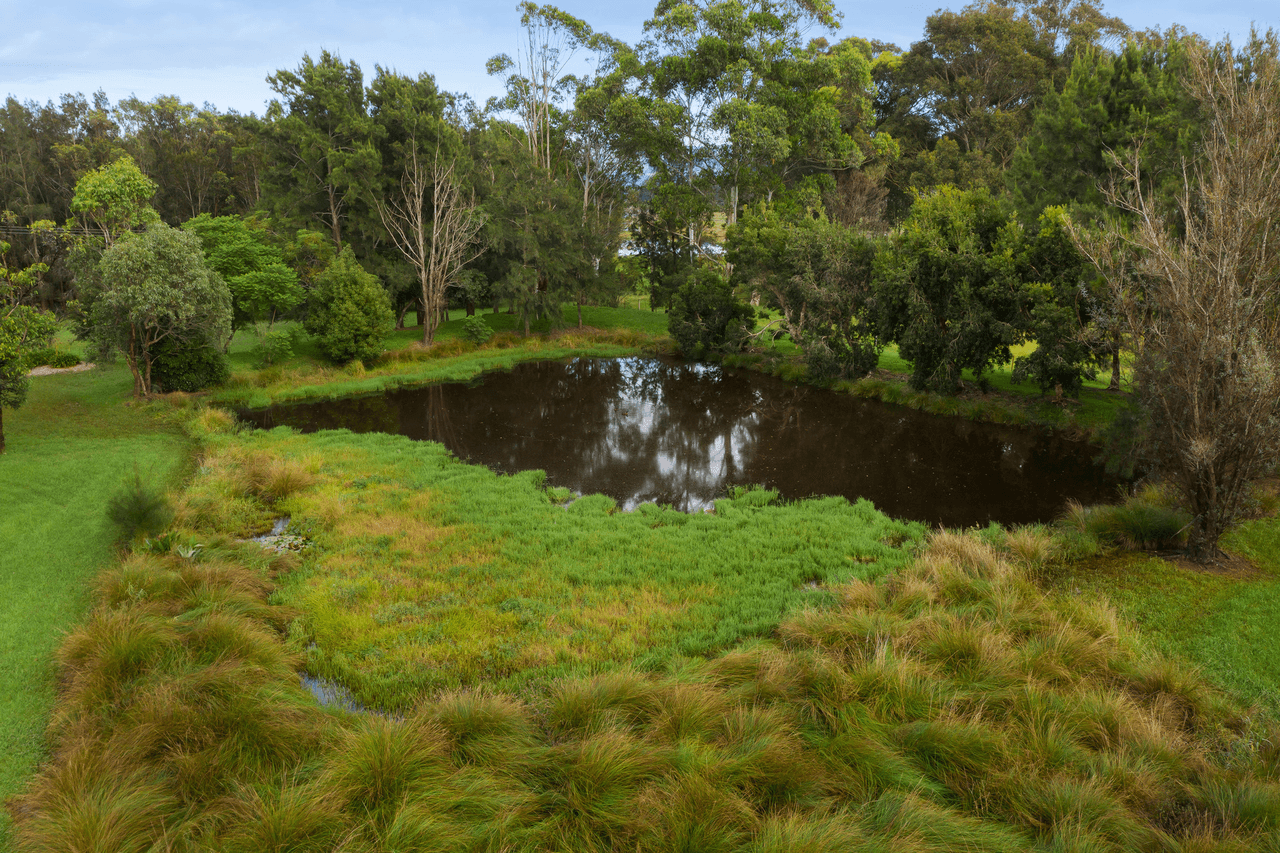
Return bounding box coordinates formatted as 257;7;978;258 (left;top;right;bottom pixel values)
27;362;95;377
1158;550;1262;579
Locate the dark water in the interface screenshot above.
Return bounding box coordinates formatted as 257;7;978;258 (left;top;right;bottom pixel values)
238;357;1117;527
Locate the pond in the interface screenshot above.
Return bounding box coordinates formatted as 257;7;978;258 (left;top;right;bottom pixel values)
238;356;1118;527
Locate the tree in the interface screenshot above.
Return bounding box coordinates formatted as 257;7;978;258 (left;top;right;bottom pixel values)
1073;32;1280;562
181;214;303;335
264;51;377;248
1011;205;1100;396
69;154;158;246
304;246;393;363
620;0;869;241
871;186;1030;393
115;95;256;222
728;206;881;380
367;69;484;343
667;266;754;358
85;223;232;396
0;243;58;453
1008;34;1200;223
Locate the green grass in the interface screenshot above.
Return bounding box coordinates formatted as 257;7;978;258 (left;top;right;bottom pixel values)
214;305;672;408
183;428;926;710
748;325;1133;435
0;363;188;848
1048;515;1280;717
13;506;1280;852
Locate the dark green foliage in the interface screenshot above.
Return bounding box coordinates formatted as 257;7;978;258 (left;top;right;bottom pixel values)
105;471;174;544
20;347;80;369
870;187;1028;394
1062;487;1192;551
728;207;882;382
667;267;754;358
148;336;230;392
303;246;393;364
460;315;493;344
629;204;697;311
1008;38;1199;223
1011;207;1099;396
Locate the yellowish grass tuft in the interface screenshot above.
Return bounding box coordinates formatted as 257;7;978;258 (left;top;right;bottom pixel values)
1004;526;1057;570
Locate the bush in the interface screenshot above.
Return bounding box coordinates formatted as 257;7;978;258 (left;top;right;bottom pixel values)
304;247;394;364
106;471;174;545
149;336;230;392
21;347;81;370
1061;486;1191;551
668;268;754;358
251;328;298;369
460;315;493;345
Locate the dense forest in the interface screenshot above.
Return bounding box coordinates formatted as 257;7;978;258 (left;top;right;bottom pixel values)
2;0;1279;557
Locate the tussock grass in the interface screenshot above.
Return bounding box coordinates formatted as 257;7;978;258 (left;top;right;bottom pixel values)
13;516;1280;852
1062;485;1192;552
178;428;925;709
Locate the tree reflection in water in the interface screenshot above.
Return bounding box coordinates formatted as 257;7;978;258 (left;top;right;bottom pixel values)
239;357;1117;526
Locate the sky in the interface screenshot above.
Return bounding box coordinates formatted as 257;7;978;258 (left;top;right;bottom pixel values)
0;0;1275;116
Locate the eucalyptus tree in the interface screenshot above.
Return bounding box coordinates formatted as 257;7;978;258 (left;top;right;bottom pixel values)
618;0;872;247
481;4;636;329
115;95;248;221
367;68;485;342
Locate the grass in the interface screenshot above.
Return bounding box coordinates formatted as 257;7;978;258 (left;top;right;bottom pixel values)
745;321;1133;435
182;427;926;709
9;304;1280;851
1048;516;1280;718
0;363;189;848
214;305;672;408
12;507;1280;852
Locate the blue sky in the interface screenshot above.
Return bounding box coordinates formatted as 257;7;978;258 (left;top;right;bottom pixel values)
0;0;1274;115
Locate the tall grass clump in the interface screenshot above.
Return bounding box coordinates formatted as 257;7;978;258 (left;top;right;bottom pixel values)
1062;485;1192;551
104;470;174;545
14;428;1280;852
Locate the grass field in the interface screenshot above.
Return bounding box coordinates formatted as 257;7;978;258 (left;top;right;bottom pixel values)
1048;517;1280;718
0;362;189;847
12;474;1280;850
6;302;1280;851
184;427;924;710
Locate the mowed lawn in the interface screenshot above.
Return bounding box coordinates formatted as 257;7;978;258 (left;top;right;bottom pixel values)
0;363;189;847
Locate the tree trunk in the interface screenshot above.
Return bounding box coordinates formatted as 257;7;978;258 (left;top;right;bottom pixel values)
0;406;6;454
578;299;583;328
1108;333;1121;391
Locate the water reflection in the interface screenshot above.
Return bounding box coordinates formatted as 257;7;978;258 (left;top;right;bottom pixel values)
238;357;1117;527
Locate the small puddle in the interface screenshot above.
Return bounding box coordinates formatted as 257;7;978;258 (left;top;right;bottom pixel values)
300;673;370;714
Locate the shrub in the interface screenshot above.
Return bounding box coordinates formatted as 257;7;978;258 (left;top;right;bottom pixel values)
304;247;394;364
1061;486;1191;551
460;315;494;345
149;336;230;393
251;327;298;369
22;347;81;369
105;471;174;545
668;268;754;358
